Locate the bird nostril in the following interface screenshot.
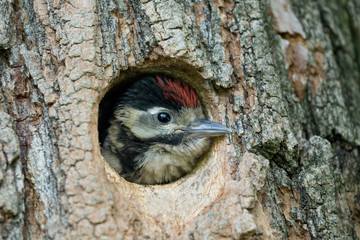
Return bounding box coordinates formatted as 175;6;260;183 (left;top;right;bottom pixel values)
174;129;185;134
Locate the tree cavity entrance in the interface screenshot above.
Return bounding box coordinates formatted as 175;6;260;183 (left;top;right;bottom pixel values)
98;73;229;185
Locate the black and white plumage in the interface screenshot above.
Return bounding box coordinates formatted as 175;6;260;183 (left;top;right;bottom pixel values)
101;75;229;185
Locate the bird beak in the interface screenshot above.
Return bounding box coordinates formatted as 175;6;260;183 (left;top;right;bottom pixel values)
185;119;230;138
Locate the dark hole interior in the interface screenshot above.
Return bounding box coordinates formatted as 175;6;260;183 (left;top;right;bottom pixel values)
98;73;152;146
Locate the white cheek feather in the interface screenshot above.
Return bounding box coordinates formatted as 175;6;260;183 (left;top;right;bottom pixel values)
118;108;158;139
131;125;159;139
117;107;175;139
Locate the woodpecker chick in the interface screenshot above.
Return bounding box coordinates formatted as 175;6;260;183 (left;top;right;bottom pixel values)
102;75;229;185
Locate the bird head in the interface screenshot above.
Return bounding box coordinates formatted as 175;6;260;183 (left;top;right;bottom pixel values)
102;75;229;184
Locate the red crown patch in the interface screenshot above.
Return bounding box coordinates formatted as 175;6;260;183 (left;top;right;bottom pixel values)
154;76;201;108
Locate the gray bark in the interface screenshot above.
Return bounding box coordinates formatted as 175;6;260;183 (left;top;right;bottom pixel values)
0;0;359;239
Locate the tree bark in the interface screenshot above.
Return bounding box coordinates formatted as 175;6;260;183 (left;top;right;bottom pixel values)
0;0;359;239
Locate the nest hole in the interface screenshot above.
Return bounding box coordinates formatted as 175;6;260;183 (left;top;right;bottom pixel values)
98;70;226;185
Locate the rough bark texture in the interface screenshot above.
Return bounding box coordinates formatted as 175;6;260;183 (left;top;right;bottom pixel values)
0;0;359;239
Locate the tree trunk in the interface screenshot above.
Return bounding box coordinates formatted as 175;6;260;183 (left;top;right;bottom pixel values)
0;0;359;239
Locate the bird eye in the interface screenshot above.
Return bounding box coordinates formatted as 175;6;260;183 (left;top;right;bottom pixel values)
157;112;172;124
